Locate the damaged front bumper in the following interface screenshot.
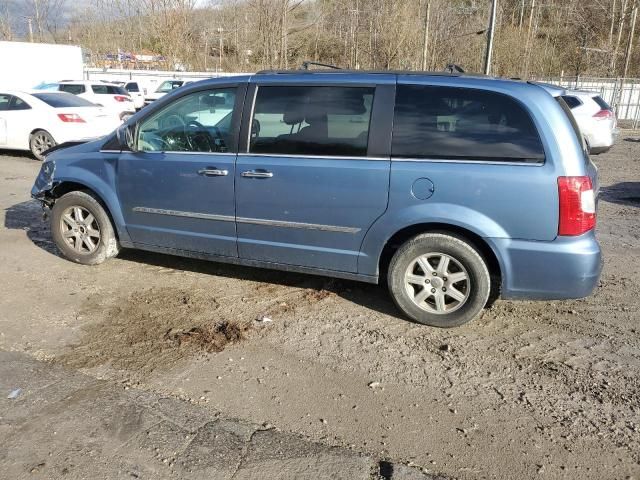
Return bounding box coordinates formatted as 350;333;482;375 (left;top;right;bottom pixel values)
31;157;56;210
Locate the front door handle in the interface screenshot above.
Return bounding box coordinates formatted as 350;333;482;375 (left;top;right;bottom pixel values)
198;168;228;177
241;170;273;179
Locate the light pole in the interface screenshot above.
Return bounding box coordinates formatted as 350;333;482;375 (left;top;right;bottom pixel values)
483;0;497;75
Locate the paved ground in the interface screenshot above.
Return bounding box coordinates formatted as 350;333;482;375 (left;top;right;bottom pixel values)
1;351;436;479
0;140;639;479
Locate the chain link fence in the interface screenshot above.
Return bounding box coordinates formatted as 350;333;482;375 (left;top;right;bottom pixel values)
539;76;640;127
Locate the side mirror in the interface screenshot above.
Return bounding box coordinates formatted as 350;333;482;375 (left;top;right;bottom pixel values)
116;124;136;152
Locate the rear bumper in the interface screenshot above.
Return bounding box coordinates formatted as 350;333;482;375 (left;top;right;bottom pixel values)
490;232;602;300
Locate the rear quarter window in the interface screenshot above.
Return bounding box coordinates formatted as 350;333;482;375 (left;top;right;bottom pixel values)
561;95;582;109
59;84;86;95
92;84;129;95
392;85;545;163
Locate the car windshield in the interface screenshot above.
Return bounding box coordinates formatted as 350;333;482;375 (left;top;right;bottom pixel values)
156;81;183;93
32;82;60;91
32;93;97;108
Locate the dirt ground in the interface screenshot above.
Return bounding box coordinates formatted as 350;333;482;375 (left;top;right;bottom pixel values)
1;139;639;480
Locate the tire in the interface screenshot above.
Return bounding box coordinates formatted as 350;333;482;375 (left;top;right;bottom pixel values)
387;233;491;328
29;130;56;161
50;191;120;265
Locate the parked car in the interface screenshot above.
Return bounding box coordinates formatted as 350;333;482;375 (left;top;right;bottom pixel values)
31;72;602;327
36;80;135;120
113;81;145;110
0;90;122;160
535;83;618;154
144;79;192;106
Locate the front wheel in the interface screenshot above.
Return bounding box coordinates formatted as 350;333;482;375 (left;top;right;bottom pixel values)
50;191;120;265
29;130;56;161
387;233;491;327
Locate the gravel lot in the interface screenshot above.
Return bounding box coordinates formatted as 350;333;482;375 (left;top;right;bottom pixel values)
1;139;639;479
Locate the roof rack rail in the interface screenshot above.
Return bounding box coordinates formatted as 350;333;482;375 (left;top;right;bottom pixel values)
301;61;342;70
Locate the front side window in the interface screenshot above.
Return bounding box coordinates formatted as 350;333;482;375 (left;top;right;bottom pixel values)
250;86;374;157
59;84;86;95
392;85;545;163
137;88;236;153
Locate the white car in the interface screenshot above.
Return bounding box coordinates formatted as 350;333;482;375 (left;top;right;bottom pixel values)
113;81;145;110
536;83;618;154
559;90;618;154
0;91;122;160
144;79;192;107
39;80;136;120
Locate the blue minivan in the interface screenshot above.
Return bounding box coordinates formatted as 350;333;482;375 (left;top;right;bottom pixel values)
31;70;602;327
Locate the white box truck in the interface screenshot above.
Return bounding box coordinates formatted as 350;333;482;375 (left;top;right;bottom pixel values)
0;41;84;90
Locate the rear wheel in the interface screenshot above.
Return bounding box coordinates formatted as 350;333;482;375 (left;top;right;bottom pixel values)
51;191;120;265
387;233;491;327
29;130;56;161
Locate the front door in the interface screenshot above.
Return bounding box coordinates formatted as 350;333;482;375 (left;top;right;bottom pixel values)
235;82;393;273
117;85;243;257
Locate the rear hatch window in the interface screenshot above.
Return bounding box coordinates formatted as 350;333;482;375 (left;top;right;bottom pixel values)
593;96;611;110
32;93;96;108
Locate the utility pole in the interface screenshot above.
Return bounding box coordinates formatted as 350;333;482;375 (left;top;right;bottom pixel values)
617;5;638;113
421;1;431;71
217;27;224;72
622;6;637;80
27;17;33;42
483;0;497;75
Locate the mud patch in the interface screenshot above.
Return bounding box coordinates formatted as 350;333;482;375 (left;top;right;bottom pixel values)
56;287;253;374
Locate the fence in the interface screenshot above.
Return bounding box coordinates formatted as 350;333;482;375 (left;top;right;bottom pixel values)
539;76;640;126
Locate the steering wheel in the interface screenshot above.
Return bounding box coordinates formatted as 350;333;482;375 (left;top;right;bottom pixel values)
185;120;216;152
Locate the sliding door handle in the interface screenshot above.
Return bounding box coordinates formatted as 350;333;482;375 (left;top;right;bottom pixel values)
241;170;273;179
198;168;228;177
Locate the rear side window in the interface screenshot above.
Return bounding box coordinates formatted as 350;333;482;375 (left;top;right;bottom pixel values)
10;96;31;110
593;96;611;110
561;95;582;109
0;94;11;111
126;82;140;92
59;84;86;95
32;93;96;108
250;86;374;157
392;85;545;163
92;84;128;95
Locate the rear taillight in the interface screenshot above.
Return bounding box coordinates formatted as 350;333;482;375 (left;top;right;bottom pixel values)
114;95;130;102
558;176;596;236
57;113;85;123
593;109;614;120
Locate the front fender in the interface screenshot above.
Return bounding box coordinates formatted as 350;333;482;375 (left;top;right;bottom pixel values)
357;203;508;277
32;154;131;245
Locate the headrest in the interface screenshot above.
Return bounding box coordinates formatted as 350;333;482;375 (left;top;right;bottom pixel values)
283;102;305;125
